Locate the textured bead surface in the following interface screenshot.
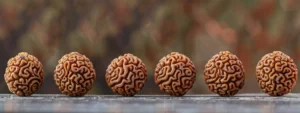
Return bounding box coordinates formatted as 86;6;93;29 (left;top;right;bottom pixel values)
256;51;298;96
106;54;147;96
204;51;245;96
54;52;96;96
4;52;44;96
154;52;196;96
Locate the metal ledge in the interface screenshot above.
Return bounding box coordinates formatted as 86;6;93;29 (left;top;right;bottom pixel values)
0;94;299;113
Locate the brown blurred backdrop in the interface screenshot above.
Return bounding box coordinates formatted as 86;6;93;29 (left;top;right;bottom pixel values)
1;0;300;95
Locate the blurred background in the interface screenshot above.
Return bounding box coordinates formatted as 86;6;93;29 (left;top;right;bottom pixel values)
1;0;300;95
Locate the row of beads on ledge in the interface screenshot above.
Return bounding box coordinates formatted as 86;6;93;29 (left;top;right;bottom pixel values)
4;51;297;97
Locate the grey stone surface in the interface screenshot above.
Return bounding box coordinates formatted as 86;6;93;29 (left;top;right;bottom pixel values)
0;94;300;113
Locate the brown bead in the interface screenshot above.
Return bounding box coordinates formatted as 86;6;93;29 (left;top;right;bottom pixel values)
54;52;96;97
106;54;147;96
4;52;44;96
256;51;298;96
154;52;196;96
204;51;245;96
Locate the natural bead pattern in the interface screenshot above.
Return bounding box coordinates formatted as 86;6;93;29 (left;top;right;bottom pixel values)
4;52;44;96
106;54;147;96
54;52;96;97
256;51;298;96
204;51;245;96
154;52;196;96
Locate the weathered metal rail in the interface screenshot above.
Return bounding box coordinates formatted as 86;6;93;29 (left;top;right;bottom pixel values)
0;94;299;113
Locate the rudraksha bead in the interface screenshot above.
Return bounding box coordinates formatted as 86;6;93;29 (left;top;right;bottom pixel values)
5;52;44;96
204;51;245;96
256;51;297;96
154;52;196;96
54;52;96;96
106;54;147;96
